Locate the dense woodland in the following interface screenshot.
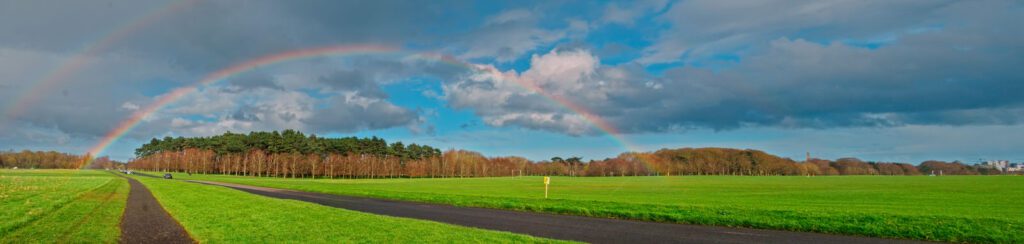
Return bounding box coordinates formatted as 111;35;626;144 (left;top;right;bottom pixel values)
118;131;1014;178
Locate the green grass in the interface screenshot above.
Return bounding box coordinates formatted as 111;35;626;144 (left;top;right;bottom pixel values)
130;174;570;243
0;169;128;243
165;172;1024;243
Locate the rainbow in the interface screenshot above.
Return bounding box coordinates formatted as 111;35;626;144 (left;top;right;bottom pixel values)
2;0;200;123
86;45;639;162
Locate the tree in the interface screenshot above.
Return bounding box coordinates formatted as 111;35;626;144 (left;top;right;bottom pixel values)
565;157;583;176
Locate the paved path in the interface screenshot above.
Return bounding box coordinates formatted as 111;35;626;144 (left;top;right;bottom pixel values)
117;173;194;244
193;180;925;244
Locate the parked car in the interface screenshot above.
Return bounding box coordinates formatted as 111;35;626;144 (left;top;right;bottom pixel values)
163;173;173;179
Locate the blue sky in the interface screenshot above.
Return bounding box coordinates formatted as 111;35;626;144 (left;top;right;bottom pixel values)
1;0;1022;163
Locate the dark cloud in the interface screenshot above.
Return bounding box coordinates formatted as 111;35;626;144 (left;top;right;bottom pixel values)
303;95;418;133
228;106;262;122
225;72;283;91
620;29;1024;131
0;48;176;137
639;0;964;64
317;71;387;98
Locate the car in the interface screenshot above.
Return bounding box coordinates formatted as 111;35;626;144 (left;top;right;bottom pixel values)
163;173;173;179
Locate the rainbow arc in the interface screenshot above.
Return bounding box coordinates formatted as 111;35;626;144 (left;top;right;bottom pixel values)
84;45;641;165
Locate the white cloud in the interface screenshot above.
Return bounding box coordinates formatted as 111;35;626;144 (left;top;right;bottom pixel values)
444;49;620;135
644;81;662;90
521;49;598;93
120;102;140;111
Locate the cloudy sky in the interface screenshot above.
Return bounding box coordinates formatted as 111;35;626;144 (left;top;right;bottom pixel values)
1;0;1022;163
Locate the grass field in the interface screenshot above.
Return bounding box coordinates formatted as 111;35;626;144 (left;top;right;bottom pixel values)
0;169;128;243
130;174;568;243
166;173;1024;243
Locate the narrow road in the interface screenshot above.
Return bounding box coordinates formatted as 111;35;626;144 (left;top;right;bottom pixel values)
117;173;194;244
192;180;924;244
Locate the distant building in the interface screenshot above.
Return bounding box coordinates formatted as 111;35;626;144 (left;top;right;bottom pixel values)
1007;163;1024;172
980;160;1010;171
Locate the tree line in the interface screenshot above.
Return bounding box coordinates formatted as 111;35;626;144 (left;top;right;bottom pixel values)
0;150;120;169
121;131;1014;178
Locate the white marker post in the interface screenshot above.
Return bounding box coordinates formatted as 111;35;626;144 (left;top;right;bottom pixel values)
544;176;550;199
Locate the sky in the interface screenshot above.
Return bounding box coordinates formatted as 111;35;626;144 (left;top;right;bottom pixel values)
0;0;1022;163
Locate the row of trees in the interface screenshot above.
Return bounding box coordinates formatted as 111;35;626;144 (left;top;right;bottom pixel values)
6;131;1004;177
0;150;120;169
124;131;1011;178
573;149;1002;176
128;148;552;178
0;150;87;169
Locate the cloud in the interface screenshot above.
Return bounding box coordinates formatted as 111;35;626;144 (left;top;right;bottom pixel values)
144;71;421;137
442;14;1024;134
0;47;182;137
454;9;587;63
303;93;418;133
224;72;284;91
485;9;533;25
601;0;668;26
637;0;960;64
611;28;1023;132
120;102;140;111
0;121;73;146
444;49;607;135
522;49;599;93
317;70;388;99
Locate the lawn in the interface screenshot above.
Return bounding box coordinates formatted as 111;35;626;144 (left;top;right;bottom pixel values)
0;169;128;243
129;174;569;243
165;173;1024;243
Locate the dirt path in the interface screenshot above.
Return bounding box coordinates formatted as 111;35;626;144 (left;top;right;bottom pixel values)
193;180;925;244
118;174;194;244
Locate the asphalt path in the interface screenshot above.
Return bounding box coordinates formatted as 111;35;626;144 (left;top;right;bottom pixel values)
116;172;194;244
191;180;926;244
